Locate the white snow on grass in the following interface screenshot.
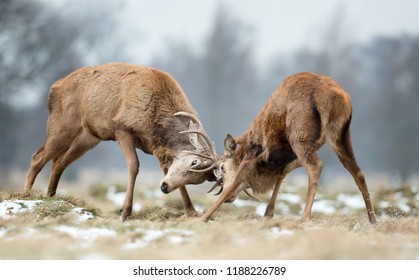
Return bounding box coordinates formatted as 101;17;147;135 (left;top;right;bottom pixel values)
72;207;95;222
337;194;366;209
0;227;8;237
0;200;43;219
232;198;268;216
270;226;294;237
312;200;336;214
55;226;117;241
106;185;142;212
0;199;95;221
395;201;411;213
232;198;261;208
123;228;193;250
275;202;291;215
279;193;302;204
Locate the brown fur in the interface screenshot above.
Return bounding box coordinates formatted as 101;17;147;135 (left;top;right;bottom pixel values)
24;63;216;220
203;72;377;224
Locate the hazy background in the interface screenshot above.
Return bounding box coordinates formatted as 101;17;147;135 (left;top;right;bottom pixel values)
1;0;419;190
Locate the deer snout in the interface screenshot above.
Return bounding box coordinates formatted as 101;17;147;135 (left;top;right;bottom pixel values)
160;182;170;194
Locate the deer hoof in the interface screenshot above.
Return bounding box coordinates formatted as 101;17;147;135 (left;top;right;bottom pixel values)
119;208;132;221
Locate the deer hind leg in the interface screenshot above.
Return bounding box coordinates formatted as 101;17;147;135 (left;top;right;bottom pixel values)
287;98;325;221
179;186;198;217
329;123;377;224
25;127;77;193
47;130;100;197
25;145;49;192
115;129;139;221
293;146;323;222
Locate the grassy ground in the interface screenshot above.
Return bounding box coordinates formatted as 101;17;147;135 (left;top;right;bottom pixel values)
0;182;418;260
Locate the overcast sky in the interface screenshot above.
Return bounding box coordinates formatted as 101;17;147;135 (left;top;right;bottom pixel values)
118;0;419;66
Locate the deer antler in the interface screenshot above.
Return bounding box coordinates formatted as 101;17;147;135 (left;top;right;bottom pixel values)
207;178;223;195
174;112;219;172
207;178;261;201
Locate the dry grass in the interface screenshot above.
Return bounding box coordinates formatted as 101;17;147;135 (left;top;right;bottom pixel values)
0;183;418;260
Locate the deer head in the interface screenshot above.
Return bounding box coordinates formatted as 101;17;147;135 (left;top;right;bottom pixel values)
160;112;219;194
207;133;263;202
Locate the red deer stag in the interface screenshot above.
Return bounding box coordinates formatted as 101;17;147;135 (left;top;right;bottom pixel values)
24;63;218;221
204;72;377;224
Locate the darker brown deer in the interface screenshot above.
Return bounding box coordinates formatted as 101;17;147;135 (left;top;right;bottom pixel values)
24;63;218;221
204;72;377;224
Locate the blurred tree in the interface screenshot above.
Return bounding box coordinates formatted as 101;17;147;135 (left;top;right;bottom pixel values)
153;3;260;153
0;0;125;177
363;35;419;180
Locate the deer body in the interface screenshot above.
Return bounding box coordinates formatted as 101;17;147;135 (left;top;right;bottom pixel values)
25;63;217;220
204;72;377;223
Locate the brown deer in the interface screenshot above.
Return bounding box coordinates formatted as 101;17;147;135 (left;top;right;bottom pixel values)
24;63;218;221
204;72;377;224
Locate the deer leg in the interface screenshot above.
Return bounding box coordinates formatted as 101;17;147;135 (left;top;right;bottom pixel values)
25;128;76;192
24;145;48;192
46;130;99;197
202;161;248;222
290;141;323;222
264;177;284;218
264;161;301;218
115;130;139;221
301;156;323;222
202;182;239;222
330;127;377;224
179;186;198;216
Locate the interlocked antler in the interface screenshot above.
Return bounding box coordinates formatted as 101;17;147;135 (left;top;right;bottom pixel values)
174;112;219;173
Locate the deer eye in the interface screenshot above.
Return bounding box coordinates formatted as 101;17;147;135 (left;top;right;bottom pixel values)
191;160;198;166
220;164;225;173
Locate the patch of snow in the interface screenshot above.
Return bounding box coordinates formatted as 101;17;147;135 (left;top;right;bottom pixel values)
233;198;261;208
276;202;291;215
55;226;117;241
0;200;43;219
168;235;185;245
270;227;294;237
1;199;95;222
106;185;142;211
232;198;268;216
395;202;411;213
106;185;126;205
72;207;95;222
379;201;390;208
123;239;148;250
337;194;365;209
255;203;268;216
279;193;302;204
0;227;8;237
123;228;193;250
194;205;204;215
312;200;336;214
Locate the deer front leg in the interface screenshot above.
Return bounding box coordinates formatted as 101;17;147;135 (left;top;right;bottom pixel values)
179;186;198;217
264;177;285;218
116;130;139;221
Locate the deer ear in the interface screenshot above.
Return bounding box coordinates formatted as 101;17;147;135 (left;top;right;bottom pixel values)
224;134;237;156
